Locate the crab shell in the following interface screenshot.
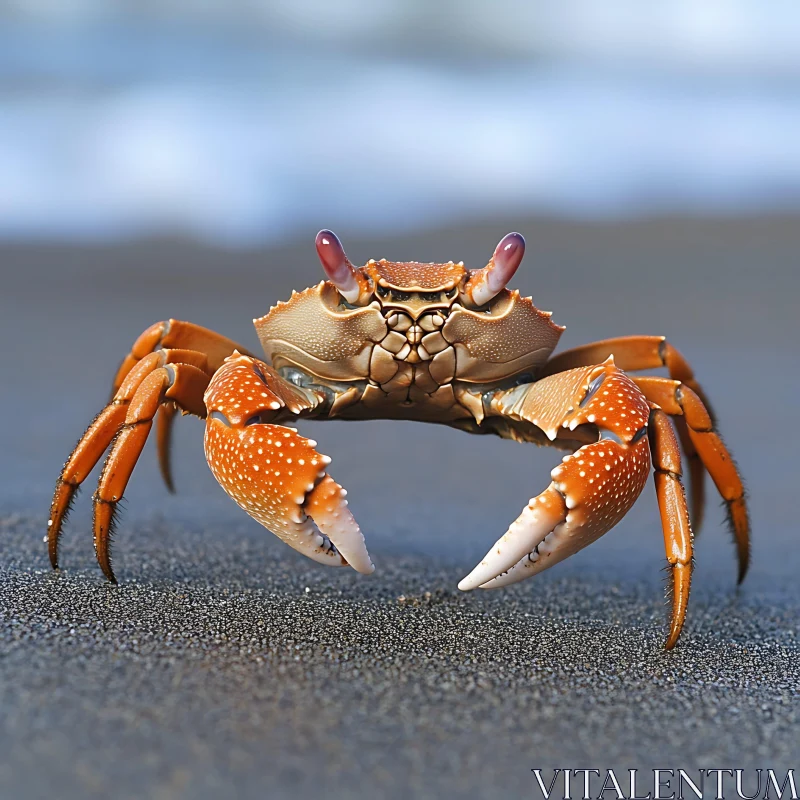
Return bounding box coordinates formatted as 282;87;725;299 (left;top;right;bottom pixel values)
253;259;564;409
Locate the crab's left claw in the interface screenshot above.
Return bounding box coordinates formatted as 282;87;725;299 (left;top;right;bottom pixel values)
459;363;654;591
461;361;696;649
203;353;374;574
458;433;653;591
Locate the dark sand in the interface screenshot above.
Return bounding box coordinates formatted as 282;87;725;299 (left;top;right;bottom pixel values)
1;217;798;798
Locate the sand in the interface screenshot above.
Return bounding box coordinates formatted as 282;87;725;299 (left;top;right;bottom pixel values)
1;216;798;798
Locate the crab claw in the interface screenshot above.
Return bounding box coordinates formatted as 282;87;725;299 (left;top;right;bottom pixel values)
457;486;567;591
464;232;525;307
315;229;363;304
460;434;652;592
204;354;374;574
206;419;374;573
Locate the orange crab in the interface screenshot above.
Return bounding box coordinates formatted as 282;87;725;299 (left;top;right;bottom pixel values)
48;231;748;648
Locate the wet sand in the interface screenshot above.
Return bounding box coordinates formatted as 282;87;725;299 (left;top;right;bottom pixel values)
1;216;798;798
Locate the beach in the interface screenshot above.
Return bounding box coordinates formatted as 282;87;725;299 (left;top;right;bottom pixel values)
1;216;798;798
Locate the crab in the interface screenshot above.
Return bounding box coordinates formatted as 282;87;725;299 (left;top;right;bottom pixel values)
48;230;749;648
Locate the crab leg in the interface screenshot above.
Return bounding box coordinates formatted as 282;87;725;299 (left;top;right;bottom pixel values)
648;406;693;649
667;416;705;532
48;405;126;569
203;354;374;575
156;401;178;493
111;319;253;394
48;349;211;572
540;335;711;411
541;335;717;532
110;320;254;491
634;376;749;582
93;362;210;582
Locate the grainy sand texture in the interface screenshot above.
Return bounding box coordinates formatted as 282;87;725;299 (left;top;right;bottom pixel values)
1;217;798;798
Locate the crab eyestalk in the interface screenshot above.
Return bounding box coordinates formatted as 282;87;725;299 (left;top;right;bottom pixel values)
315;229;369;305
463;232;525;307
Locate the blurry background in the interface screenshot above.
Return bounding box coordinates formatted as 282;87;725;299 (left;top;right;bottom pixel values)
1;0;800;244
1;4;799;799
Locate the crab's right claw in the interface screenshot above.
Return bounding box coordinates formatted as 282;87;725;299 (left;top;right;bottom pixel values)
205;417;374;574
203;354;374;574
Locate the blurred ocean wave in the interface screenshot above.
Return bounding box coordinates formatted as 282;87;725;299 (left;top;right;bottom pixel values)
1;1;799;245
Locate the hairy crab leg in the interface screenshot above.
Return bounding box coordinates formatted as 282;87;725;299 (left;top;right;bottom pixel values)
203;354;374;575
540;335;712;411
94;362;210;582
669;416;705;532
648;406;694;649
541;336;713;532
111;319;253;395
156;401;178;494
48;348;210;571
634;376;749;583
49;404;126;569
110;320;253;493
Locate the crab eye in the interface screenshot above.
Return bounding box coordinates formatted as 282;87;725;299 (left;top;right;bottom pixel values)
420;291;441;303
391;290;412;302
446;288;457;298
376;285;389;297
315;229;362;304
